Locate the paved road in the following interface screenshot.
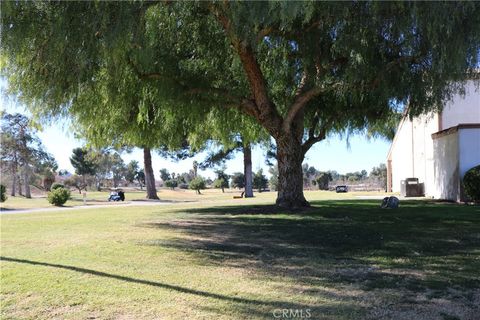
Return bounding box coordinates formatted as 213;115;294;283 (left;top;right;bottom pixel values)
0;200;180;215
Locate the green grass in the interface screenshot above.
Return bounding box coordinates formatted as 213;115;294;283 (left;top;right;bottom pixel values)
1;193;479;319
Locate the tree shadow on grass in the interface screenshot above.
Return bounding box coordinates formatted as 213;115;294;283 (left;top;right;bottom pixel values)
0;256;351;319
140;200;480;295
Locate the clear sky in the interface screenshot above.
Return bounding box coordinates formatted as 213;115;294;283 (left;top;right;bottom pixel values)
1;80;391;180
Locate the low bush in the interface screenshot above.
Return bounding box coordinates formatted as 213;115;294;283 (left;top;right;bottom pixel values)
51;183;65;190
47;187;71;206
0;184;6;202
189;177;206;194
463;165;480;202
165;179;178;190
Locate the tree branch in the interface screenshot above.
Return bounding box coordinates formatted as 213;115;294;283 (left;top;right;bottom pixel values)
283;81;343;132
302;129;326;155
209;3;283;135
301;112;333;155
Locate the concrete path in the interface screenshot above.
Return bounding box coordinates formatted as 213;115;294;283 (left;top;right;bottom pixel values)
0;200;181;215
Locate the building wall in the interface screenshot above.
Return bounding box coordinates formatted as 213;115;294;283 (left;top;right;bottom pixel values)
389;113;438;194
387;81;479;199
442;82;480;130
389;119;413;193
433;131;460;201
458;128;480;200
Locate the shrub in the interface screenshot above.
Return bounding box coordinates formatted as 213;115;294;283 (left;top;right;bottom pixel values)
463;165;480;202
51;183;65;190
213;178;228;192
47;187;71;206
165;179;178;190
0;184;7;202
189;177;206;194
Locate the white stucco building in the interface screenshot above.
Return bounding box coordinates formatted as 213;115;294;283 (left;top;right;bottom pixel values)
386;81;480;201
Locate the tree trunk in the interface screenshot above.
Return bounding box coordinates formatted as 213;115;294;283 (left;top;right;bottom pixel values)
11;167;16;197
275;135;309;208
18;174;23;196
243;144;254;198
24;168;31;198
143;147;159;200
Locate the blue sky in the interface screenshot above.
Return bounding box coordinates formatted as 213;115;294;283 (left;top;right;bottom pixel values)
1;80;391;180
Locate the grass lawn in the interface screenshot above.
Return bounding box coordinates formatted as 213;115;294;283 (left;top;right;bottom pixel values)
0;188;385;210
1;192;479;319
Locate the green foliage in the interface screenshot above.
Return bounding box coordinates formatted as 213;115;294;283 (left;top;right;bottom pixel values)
213;179;228;192
2;1;480;206
253;169;268;192
316;172;332;190
463;165;480;202
165;180;178;190
370;163;388;190
0;184;7;202
47;187;71;206
51;183;65;190
230;172;245;189
159;169;171;182
64;175;86;194
125;160;139;184
1;112;57;192
189;177;206;194
70;148;96;176
213;169;229;192
136;169;145;188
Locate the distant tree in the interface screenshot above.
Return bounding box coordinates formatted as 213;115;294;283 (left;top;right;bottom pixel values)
268;165;279;191
159;168;171;182
88;149;126;189
253;169;268;193
136;169;145;190
199;141;256;198
110;153;126;187
1;112;57;197
302;163;319;189
370;164;387;190
70;148;96;188
0;184;7;202
41;170;56;191
178;171;196;185
64;175;86;194
125;160;139;184
192;161;198;178
165;179;178;190
230;172;245;189
316;172;332;190
4;2;479;207
327;170;340;182
58;169;70;176
189;176;206;194
213;168;229;193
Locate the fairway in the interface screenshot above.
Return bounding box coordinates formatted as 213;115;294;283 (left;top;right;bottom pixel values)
1;192;479;320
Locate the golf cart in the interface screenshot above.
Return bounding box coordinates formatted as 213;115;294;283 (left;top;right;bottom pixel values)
108;189;125;201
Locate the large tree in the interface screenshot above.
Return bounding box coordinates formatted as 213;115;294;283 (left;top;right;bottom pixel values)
2;2;479;208
0;112;57;197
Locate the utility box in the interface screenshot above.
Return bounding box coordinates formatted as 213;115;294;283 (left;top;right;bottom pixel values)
400;178;425;197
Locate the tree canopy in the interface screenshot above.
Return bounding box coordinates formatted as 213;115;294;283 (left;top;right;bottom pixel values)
2;1;479;207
